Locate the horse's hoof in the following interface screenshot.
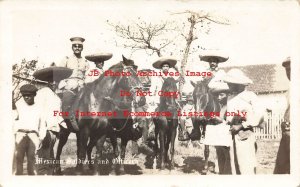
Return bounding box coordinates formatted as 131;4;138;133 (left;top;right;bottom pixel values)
88;164;94;170
114;151;119;158
92;170;99;175
53;167;62;175
170;164;175;170
118;165;126;175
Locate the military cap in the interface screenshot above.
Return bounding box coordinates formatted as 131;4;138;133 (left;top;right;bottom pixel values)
70;37;85;45
20;84;38;95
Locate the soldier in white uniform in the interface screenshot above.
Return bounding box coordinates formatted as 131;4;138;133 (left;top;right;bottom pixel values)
33;64;72;174
224;69;265;174
58;37;89;131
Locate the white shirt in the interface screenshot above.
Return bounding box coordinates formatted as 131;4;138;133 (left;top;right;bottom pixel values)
148;69;179;105
35;87;63;132
58;54;89;90
226;90;264;128
14;98;47;139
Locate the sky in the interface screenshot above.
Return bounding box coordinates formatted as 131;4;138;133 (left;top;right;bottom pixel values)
2;0;299;71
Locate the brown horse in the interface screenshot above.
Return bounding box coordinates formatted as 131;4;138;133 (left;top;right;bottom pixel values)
153;77;179;170
191;79;220;174
55;55;142;175
86;81;144;175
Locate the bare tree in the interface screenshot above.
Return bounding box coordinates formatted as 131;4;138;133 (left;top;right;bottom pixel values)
172;10;230;96
108;11;230;97
107;19;178;57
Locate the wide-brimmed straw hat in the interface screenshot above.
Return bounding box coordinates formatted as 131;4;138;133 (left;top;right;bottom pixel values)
33;65;72;82
210;82;229;94
85;53;113;63
223;69;253;85
152;57;177;69
282;57;291;68
199;50;229;63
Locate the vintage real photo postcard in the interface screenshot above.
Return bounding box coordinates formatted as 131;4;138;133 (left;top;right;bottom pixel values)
1;0;300;187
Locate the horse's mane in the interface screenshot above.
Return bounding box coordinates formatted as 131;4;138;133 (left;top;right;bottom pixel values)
108;61;124;70
161;77;177;91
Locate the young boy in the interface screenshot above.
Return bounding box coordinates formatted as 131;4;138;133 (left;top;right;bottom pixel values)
14;84;47;175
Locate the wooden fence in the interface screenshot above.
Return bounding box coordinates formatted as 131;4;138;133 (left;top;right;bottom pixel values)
254;112;284;140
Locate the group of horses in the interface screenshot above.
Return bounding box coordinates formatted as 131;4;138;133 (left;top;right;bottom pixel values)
54;55;218;175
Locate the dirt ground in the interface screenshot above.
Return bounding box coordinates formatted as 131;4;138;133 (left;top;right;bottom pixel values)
56;138;280;175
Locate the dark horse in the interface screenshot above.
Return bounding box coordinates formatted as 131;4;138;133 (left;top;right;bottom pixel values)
191;79;220;174
86;73;144;174
55;55;142;174
153;77;179;170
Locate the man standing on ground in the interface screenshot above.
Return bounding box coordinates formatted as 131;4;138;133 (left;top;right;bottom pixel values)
274;57;290;174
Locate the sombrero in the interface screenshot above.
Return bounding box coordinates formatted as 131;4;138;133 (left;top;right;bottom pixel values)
33;66;73;82
85;53;113;63
152;57;177;69
199;50;229;63
282;57;290;67
223;69;253;85
210;82;229;94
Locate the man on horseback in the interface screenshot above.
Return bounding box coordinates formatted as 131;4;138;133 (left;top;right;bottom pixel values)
58;37;90;131
148;57;183;106
85;53;113;83
189;50;228;141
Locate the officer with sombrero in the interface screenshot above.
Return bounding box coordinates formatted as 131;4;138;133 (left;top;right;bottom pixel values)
85;52;113;83
189;50;229;141
33;64;73;174
223;68;264;174
149;57;183;106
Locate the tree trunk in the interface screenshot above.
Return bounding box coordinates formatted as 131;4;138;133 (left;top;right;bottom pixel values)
179;15;196;99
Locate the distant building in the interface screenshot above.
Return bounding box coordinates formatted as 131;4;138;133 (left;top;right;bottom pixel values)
221;64;289;114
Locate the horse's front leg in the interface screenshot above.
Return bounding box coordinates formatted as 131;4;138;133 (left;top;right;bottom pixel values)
159;130;166;170
87;135;97;170
118;138;128;175
77;126;89;174
54;126;70;175
109;131;119;158
75;131;81;169
94;135;107;175
169;120;178;170
203;145;210;174
153;119;159;169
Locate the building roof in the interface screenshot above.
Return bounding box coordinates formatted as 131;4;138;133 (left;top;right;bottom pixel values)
221;64;289;94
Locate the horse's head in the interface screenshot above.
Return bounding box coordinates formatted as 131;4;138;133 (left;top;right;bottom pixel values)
191;79;211;121
160;77;178;112
109;55;142;93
